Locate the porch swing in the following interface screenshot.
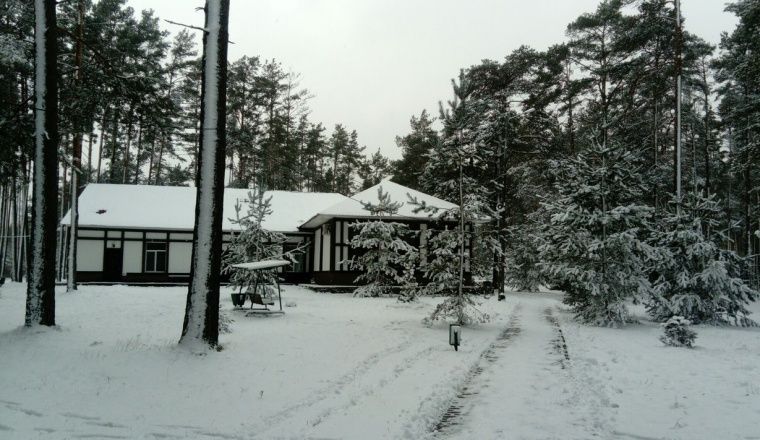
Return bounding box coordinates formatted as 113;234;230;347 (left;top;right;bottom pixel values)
230;259;291;315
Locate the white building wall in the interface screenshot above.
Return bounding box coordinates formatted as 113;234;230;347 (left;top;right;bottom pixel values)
169;242;193;273
123;241;143;274
313;230;322;271
321;225;331;271
76;240;103;271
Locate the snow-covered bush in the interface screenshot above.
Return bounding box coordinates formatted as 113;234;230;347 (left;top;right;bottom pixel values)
347;188;419;299
536;144;655;327
419;226;489;325
647;194;758;326
348;220;418;298
660;316;697;348
223;188;286;290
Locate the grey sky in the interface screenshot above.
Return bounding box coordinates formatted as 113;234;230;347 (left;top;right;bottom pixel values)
127;0;737;160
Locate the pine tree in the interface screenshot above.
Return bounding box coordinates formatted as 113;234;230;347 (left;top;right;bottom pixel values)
537;143;655;326
647;194;757;326
358;149;391;190
223;189;286;290
391;110;438;190
503;224;542;292
348;188;418;299
416;70;493;325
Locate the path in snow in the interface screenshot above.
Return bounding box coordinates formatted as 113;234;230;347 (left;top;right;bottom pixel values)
430;294;615;439
431;304;524;435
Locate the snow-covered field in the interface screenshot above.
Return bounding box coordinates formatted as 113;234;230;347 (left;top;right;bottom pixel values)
0;282;758;440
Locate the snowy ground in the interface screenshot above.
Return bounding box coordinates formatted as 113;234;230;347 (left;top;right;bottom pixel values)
0;282;758;439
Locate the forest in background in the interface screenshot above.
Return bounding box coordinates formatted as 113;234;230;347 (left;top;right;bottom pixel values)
0;0;391;281
391;0;760;305
1;0;759;318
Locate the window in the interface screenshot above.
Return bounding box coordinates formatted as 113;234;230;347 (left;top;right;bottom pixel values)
144;241;167;273
284;243;307;272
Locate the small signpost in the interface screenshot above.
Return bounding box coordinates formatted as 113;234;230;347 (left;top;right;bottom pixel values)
449;324;461;351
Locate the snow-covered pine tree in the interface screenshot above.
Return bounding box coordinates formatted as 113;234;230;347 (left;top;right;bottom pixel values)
223;188;286;290
660;315;697;348
180;0;230;348
348;187;418;299
414;70;492;325
419;225;489;325
25;0;59;327
647;193;758;326
503;224;542;292
537;143;655;326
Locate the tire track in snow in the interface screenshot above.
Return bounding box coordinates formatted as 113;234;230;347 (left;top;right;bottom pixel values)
251;335;416;435
544;307;570;368
431;303;524;437
302;343;442;431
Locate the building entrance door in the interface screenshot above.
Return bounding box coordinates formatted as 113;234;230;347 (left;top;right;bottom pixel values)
103;242;123;282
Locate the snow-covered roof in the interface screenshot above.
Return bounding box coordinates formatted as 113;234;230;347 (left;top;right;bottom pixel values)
60;184;348;233
300;181;457;229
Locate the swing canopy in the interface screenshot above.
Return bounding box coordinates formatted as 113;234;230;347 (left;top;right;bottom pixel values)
230;259;290;315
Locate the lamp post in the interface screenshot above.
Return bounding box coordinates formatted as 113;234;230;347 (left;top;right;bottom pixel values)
449;324;461;351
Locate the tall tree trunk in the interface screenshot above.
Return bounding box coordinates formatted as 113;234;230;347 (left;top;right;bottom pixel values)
0;184;8;279
147;136;156;183
86;133;94;182
134;119;143;184
26;0;59;327
96;110;106;182
109;110;119;182
674;0;683;206
67;0;84;292
122;108;134;184
16;177;29;282
57;145;67;282
155;134;166;185
180;0;230;348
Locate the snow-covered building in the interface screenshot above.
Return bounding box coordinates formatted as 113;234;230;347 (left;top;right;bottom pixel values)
60;181;461;285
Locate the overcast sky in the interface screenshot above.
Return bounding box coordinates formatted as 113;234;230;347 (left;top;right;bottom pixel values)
126;0;737;160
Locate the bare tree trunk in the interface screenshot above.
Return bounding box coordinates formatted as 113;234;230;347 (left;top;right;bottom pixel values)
109;110;119;182
133;119;143;184
180;0;230;348
26;0;59;327
122;109;134;184
155;134;166;185
147;136;156;183
67;0;84;292
0;184;8;279
96;111;106;182
57;150;67;282
86;133;93;182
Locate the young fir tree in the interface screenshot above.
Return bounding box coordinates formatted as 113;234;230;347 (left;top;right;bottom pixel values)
223;189;286;290
348;188;418;300
537;143;655;327
503;224;543;292
415;70;492;325
647;194;758;326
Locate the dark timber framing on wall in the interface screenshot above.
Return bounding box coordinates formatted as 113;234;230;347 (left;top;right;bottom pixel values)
65;226;311;285
306;217;473;286
62;218;472;286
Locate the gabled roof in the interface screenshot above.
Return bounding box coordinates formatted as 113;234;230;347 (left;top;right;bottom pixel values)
60;184;348;233
299;180;457;229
